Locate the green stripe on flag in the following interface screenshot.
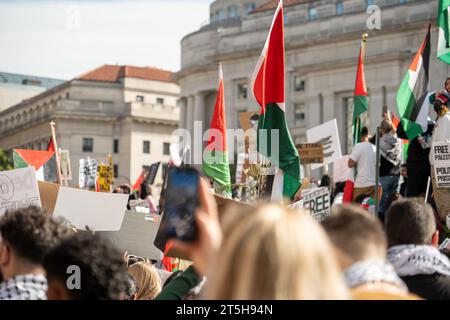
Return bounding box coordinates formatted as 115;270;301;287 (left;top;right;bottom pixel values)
438;0;450;64
203;150;231;195
13;151;29;169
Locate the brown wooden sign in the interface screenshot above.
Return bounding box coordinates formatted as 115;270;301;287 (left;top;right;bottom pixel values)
297;143;324;164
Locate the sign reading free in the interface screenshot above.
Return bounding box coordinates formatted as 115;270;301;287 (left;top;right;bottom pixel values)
432;142;450;188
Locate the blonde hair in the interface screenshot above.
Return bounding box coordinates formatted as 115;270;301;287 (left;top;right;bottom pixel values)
206;204;349;300
128;262;161;300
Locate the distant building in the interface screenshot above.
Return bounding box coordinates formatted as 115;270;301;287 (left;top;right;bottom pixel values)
177;0;441;158
0;71;64;112
0;65;180;192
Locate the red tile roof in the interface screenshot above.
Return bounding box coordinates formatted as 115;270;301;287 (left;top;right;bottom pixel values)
76;65;174;83
253;0;316;13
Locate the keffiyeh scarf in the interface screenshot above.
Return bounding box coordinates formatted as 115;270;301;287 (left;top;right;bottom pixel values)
380;133;401;166
0;274;47;300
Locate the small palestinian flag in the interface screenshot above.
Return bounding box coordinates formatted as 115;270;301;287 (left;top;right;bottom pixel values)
353;35;368;145
397;25;431;140
437;0;450;64
13;149;58;183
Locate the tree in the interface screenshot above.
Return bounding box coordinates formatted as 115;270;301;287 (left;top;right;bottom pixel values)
0;149;13;171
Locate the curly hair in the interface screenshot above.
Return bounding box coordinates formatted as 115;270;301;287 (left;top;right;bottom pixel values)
43;232;127;300
0;206;71;264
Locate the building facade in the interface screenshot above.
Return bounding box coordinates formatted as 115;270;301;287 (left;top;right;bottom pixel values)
0;65;180;191
177;0;445;160
0;71;64;112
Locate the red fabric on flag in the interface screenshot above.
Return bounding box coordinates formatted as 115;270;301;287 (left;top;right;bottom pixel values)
47;138;55;153
132;171;145;192
354;46;368;96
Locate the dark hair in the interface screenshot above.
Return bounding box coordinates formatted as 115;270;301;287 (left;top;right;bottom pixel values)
361;126;369;137
401;163;407;168
0;207;70;264
43;233;127;300
322;205;387;263
354;194;369;204
386;198;436;247
434;99;445;115
334;181;346;195
163;270;183;289
445;77;450;88
384;192;402;211
320;174;331;188
124;273;137;300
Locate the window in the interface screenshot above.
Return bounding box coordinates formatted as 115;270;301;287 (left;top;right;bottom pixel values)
217;9;225;21
136;95;144;102
66;92;70;99
113;164;118;178
336;2;344;15
366;0;374;7
293;76;306;92
294;104;306;126
245;3;256;15
237;83;248;100
82;138;93;152
163;142;170;156
228;6;239;18
156;97;164;104
143;140;151;154
113;139;119;154
308;8;317;21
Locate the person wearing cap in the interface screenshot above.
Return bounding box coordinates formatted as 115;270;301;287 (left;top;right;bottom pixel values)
430;92;450;223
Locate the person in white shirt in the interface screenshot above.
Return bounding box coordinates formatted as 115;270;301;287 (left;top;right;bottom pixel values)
348;127;377;202
430;95;450;222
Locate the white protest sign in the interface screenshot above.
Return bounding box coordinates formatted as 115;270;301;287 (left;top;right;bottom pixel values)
289;187;330;222
307;119;342;171
53;187;128;231
0;167;41;216
432;142;450;188
79;158;98;189
60;149;72;181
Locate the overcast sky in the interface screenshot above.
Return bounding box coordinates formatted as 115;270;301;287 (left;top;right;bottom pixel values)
0;0;211;80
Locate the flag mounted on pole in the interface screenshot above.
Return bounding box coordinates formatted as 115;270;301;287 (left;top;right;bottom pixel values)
437;0;450;64
353;34;369;145
203;64;232;197
397;25;431;141
251;0;301;200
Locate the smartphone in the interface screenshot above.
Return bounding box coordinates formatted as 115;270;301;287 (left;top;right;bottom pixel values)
154;167;200;253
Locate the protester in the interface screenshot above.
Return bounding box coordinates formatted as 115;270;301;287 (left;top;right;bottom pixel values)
43;233;128;300
379;119;402;218
155;265;202;300
399;164;408;197
127;261;162;300
386;198;450;300
0;207;70;300
348;127;377;202
430;95;450;223
140;184;158;214
170;179;349;300
323;205;418;299
332;181;346;207
397;121;434;197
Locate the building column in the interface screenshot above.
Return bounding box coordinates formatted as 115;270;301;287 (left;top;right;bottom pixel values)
192;92;206;166
178;97;187;130
186;95;195;135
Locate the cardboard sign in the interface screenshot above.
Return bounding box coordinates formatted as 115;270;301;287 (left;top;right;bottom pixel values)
307;119;342;170
97;164;113;192
297;143;324;164
432;142;450;188
60;150;72;181
52;187;128;231
144;162;161;185
98;211;163;261
0;167;42;216
79;158;98;189
289;187;330;222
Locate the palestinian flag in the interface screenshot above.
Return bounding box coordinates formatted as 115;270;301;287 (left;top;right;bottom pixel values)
438;0;450;64
203;65;232;197
251;0;301;200
353;35;368;145
13;149;57;182
397;26;431;141
47;137;55;153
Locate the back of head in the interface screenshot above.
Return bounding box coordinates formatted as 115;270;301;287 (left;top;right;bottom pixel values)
206;203;348;300
380;120;393;135
127;261;161;300
322;205;386;268
386;198;436;247
0;207;70;266
361;126;369;138
43;233;127;300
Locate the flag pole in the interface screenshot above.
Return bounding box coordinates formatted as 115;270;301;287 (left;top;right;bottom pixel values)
50;121;62;185
374;126;381;217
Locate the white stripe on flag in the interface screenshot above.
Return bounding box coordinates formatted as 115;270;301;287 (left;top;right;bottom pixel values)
271;167;284;202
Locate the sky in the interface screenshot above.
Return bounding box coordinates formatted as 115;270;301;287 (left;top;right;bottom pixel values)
0;0;211;80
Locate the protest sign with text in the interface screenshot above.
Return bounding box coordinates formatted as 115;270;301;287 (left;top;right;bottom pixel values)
432;142;450;188
289;187;330;222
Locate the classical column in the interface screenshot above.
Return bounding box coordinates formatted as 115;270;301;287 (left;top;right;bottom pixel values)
178;98;187;130
186;95;195;135
192;92;206;166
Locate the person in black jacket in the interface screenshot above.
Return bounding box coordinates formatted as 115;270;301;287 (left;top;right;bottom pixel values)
397;121;434;197
386;198;450;300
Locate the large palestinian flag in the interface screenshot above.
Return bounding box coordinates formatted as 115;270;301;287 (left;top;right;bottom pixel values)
203;65;232;197
438;0;450;64
353;35;368;145
13;149;58;182
251;0;301;200
397;26;431;140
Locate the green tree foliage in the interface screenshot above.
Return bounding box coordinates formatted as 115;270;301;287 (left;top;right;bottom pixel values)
0;149;13;171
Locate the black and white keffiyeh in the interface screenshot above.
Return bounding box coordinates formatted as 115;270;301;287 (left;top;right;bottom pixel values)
343;260;407;290
387;245;450;277
0;274;47;300
380;133;401;166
